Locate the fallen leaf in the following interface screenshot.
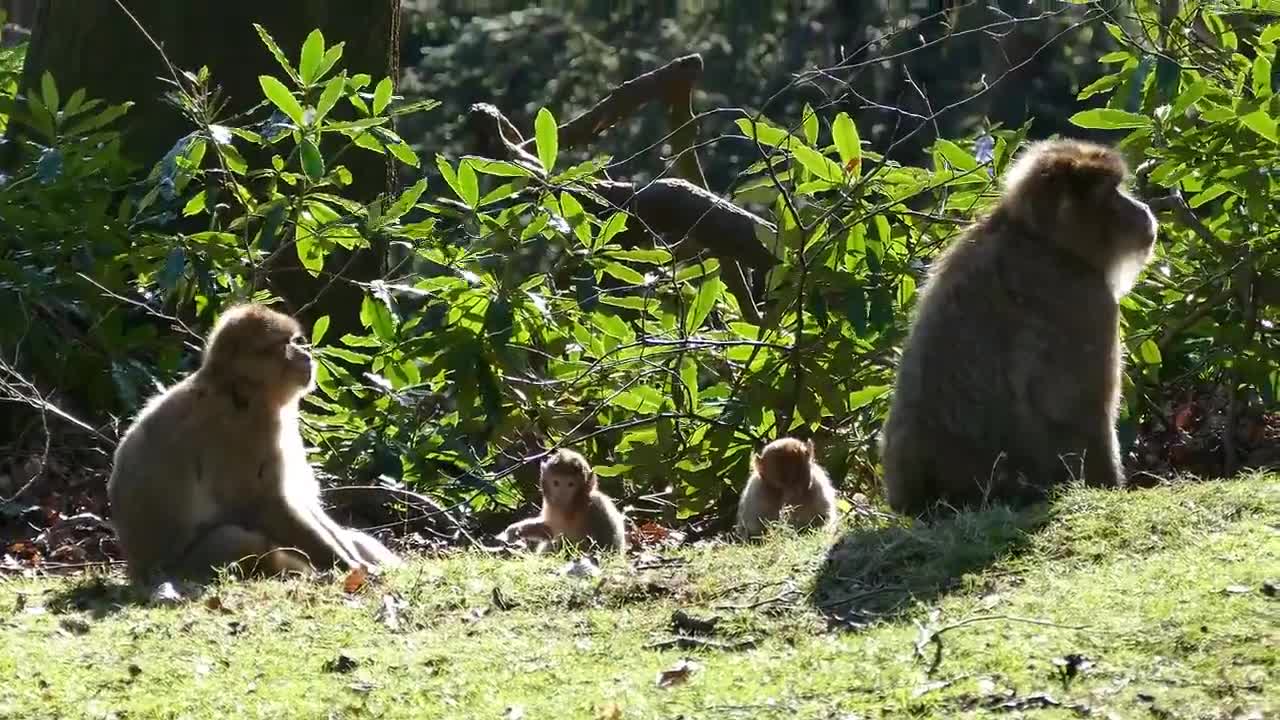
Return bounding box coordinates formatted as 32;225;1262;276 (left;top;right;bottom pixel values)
656;658;701;688
1223;584;1253;595
343;567;369;594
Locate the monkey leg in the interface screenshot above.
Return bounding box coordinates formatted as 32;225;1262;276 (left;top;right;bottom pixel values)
1083;424;1123;489
175;524;312;580
257;497;369;573
787;496;836;532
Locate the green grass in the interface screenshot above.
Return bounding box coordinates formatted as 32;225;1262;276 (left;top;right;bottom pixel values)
2;474;1276;719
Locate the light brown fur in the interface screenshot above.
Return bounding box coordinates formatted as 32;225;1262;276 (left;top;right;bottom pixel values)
107;304;400;584
879;139;1158;515
500;449;626;553
735;437;838;539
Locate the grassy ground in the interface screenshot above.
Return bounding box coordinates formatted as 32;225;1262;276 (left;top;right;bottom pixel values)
1;474;1276;719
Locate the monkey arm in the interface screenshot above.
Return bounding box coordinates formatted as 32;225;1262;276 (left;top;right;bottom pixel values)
500;516;554;543
735;478;781;539
582;495;626;552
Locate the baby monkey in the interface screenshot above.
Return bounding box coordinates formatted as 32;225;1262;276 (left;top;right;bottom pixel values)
735;437;838;539
500;448;627;553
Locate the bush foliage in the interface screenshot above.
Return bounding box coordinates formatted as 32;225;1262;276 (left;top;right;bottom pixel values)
0;2;1275;527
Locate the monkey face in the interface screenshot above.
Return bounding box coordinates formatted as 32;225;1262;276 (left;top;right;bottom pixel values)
541;468;591;508
202;305;314;399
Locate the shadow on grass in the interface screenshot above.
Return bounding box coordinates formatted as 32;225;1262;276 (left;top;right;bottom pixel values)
811;503;1052;629
45;574;153;619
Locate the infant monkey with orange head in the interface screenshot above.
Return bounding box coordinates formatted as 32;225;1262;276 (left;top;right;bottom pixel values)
735;437;838;539
500;448;627;553
879;139;1158;515
108;304;400;584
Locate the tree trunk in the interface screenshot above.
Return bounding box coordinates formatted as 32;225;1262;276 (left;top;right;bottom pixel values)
17;0;402;333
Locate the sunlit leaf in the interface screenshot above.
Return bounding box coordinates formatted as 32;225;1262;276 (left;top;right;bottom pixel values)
373;77;393;115
259;75;305;126
535;107;558;172
299;29;325;85
1068;108;1151;129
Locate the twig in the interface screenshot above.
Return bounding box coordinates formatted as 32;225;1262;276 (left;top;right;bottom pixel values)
914;613;1090;676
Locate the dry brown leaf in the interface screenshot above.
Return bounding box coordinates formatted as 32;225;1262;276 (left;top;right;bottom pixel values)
342;566;369;594
656;658;701;688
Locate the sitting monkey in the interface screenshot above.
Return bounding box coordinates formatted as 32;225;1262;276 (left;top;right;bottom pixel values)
500;448;627;553
735;437;838;539
108;303;400;584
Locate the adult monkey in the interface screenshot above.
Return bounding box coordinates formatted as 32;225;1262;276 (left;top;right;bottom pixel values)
108;304;400;583
880;139;1158;515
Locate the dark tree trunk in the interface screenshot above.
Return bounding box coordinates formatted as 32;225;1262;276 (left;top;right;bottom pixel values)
17;0;403;333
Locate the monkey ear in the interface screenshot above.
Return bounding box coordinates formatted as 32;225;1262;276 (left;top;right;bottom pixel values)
804;438;815;456
751;452;763;471
586;472;599;491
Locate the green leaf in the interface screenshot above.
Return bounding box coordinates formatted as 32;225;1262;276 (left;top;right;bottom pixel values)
463;157;531;177
735;117;790;147
312;315;331;345
791;143;844;183
1170;79;1207;117
182;190;207;217
39;71;57;113
300;137;325;180
847;384;890;411
801;103;818;145
63;101;133;136
253;24;302;85
535;107;558;172
685;277;723;331
602;248;670;264
1262;22;1280;45
601;262;647;285
1138;339;1162;365
299;29;324;85
831;112;861;177
457;160;479;207
934;138;978;172
679;357;699;409
373;77;393;115
384;178;427;221
315;74;345;123
597;212;629;248
436;155;466;203
674;259;721;283
315;44;345;82
1240;110;1278;142
1253;55;1274;98
259;75;305;126
360;294;397;341
1068;108;1151;129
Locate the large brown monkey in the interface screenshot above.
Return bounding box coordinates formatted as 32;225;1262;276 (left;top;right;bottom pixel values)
879;139;1158;515
735;437;838;539
499;448;627;553
108;304;400;584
